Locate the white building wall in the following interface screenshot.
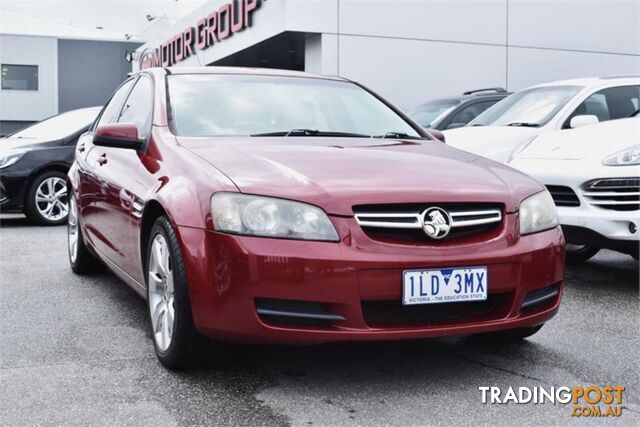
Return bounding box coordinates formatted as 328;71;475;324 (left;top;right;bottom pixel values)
0;35;58;121
135;0;640;110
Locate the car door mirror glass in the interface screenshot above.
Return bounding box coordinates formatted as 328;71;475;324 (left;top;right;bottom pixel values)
569;115;599;129
93;123;141;150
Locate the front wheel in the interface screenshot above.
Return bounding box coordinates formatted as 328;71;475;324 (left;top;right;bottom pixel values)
565;244;599;264
146;216;203;369
24;171;69;225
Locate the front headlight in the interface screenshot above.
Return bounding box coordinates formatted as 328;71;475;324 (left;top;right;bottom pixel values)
602;145;640;166
519;190;558;236
0;150;26;169
211;193;339;241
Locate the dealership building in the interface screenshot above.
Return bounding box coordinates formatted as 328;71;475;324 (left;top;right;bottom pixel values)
133;0;640;110
0;21;139;135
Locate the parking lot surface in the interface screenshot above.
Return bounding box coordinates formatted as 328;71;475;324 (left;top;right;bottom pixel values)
1;215;638;426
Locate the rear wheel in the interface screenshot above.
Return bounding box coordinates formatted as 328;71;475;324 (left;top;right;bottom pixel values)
68;196;103;275
24;171;69;225
565;244;599;264
146;216;203;369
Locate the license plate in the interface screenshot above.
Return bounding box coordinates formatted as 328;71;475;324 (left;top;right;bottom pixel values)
402;266;488;305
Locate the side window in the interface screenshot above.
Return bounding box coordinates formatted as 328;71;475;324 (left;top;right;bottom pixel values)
565;85;640;128
95;79;135;129
448;100;498;126
118;76;153;140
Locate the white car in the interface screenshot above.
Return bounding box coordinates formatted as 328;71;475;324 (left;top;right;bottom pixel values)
510;117;639;263
443;76;640;162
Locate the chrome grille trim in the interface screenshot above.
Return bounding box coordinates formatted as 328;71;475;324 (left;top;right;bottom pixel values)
581;178;640;211
354;208;502;229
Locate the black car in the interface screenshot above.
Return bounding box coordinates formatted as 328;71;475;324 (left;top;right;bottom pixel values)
409;88;511;130
0;107;100;225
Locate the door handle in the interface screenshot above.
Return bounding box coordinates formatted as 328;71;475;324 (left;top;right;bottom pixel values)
77;143;85;153
97;153;108;165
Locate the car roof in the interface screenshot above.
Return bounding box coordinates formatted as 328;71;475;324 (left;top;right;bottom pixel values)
138;66;347;81
416;92;509;107
527;76;640;90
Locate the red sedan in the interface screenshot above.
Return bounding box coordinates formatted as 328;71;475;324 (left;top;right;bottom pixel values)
68;67;564;368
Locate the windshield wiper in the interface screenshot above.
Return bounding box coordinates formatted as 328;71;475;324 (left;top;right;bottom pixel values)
628;108;639;118
251;129;370;138
373;132;425;140
506;122;541;128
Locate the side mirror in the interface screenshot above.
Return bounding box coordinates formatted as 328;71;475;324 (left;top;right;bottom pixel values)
93;123;141;150
426;128;446;143
446;122;465;130
569;115;599;129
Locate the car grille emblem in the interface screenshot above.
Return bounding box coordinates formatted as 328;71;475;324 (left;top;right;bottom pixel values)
421;207;452;239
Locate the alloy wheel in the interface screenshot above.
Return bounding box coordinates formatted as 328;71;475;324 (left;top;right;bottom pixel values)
68;197;78;263
35;177;68;221
148;234;175;352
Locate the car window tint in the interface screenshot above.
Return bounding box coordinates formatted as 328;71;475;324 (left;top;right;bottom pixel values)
567;85;640;127
96;79;135;129
118;76;153;140
448;100;499;126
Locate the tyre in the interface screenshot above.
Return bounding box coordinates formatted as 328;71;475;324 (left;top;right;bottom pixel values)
24;171;69;225
477;324;544;342
68;196;103;275
565;244;600;265
146;216;203;369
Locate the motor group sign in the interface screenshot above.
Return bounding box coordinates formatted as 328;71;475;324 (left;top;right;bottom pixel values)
139;0;261;69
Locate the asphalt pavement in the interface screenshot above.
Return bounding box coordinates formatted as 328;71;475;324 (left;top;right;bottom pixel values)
1;214;638;426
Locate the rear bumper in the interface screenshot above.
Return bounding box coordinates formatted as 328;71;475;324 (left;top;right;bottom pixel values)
177;218;565;344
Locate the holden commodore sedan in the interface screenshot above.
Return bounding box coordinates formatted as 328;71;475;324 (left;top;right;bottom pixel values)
68;67;564;368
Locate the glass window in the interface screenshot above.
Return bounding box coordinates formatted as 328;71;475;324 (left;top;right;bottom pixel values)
1;64;38;90
470;85;582;127
118;76;153;140
447;100;500;127
167;74;421;138
11;108;100;140
96;79;136;129
565;85;640;127
409;99;460;128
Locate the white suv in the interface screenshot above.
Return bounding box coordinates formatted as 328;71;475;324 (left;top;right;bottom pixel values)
443;76;640;162
510;117;639;263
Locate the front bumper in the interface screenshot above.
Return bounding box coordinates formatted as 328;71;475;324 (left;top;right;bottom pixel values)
0;169;29;212
510;158;639;249
177;214;564;344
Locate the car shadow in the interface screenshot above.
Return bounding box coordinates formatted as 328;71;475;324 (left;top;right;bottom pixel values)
0;214;41;228
564;250;639;292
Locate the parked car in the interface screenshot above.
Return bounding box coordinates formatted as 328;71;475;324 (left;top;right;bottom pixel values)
510;117;639;263
0;107;101;225
443;77;640;162
409;88;510;130
68;67;564;368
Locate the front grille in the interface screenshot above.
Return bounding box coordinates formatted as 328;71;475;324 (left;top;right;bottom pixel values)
361;293;511;328
546;185;580;207
582;178;640;211
354;203;503;243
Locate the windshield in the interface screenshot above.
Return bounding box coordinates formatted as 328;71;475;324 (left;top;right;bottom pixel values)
11;108;100;139
167;74;422;138
469;85;582;127
409;99;460;127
